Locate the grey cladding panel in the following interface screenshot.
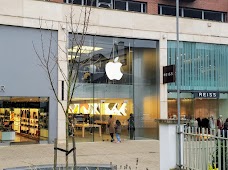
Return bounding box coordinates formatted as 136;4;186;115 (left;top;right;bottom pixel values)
0;25;58;143
0;26;58;97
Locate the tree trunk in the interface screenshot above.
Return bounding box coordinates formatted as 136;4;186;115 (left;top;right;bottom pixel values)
73;136;77;169
66;116;69;169
54;138;57;170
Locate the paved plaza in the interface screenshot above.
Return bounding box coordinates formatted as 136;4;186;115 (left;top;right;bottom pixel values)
0;140;160;170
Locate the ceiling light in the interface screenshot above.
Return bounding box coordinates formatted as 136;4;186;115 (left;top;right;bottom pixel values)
68;45;103;54
68;55;80;60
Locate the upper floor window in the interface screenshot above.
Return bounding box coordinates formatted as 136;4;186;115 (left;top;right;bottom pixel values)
128;2;141;12
184;8;202;19
114;0;146;13
159;5;176;16
204;11;226;22
159;5;226;22
85;0;96;6
114;0;126;10
66;0;82;5
64;0;147;13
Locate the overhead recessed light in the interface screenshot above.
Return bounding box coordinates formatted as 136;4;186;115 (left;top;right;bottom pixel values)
68;55;80;60
68;45;103;54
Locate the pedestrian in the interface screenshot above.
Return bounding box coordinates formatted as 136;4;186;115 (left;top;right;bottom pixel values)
209;115;215;129
223;118;228;137
217;115;223;130
128;113;135;140
115;120;121;143
189;116;195;127
108;115;115;142
223;118;228;130
209;115;215;134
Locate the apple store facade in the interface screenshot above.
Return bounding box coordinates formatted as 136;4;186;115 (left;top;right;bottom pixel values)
68;34;160;142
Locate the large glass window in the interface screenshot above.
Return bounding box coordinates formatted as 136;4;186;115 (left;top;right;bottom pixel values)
68;34;159;141
65;0;147;13
0;97;49;142
68;35;133;85
159;5;226;22
168;41;228;91
133;39;159;139
168;98;220;120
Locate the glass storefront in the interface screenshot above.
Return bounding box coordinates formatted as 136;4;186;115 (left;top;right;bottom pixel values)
68;34;159;142
168;41;228;91
167;41;228;122
168;97;219;119
0;97;49;143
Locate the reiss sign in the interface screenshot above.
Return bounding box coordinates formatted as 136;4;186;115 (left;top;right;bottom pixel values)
194;92;219;98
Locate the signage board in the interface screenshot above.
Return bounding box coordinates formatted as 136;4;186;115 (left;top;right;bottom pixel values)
163;65;176;84
194;92;219;99
0;85;5;92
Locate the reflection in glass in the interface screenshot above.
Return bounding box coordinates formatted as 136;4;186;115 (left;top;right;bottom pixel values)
68;35;133;85
133;40;159;139
68;34;159;142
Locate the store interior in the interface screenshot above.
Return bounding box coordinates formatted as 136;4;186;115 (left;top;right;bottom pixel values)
0;97;49;144
69;98;133;142
168;98;219;119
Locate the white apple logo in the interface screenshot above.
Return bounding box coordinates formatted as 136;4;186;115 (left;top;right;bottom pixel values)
105;57;123;80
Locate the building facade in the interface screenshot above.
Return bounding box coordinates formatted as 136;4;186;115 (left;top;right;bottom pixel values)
51;0;228;22
0;0;227;144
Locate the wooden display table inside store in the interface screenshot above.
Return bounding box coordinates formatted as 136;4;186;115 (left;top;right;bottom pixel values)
94;120;108;134
0;131;15;141
74;123;101;138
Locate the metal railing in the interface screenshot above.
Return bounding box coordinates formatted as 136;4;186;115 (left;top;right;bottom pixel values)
183;127;228;170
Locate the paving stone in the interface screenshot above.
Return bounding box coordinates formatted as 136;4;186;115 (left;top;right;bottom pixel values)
0;140;160;170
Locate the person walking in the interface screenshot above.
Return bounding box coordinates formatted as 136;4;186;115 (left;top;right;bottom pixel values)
189;116;195;127
223;118;228;137
209;115;215;134
128;113;135;140
209;115;215;129
108;115;115;142
115;120;122;143
217;115;224;130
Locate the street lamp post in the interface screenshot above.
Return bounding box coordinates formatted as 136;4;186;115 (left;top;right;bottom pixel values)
176;0;182;169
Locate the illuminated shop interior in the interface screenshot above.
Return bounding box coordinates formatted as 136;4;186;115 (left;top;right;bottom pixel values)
168;98;219;119
68;98;133;141
167;41;228;121
0;97;49;143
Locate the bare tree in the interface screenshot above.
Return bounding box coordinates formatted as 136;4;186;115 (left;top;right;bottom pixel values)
33;2;93;169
